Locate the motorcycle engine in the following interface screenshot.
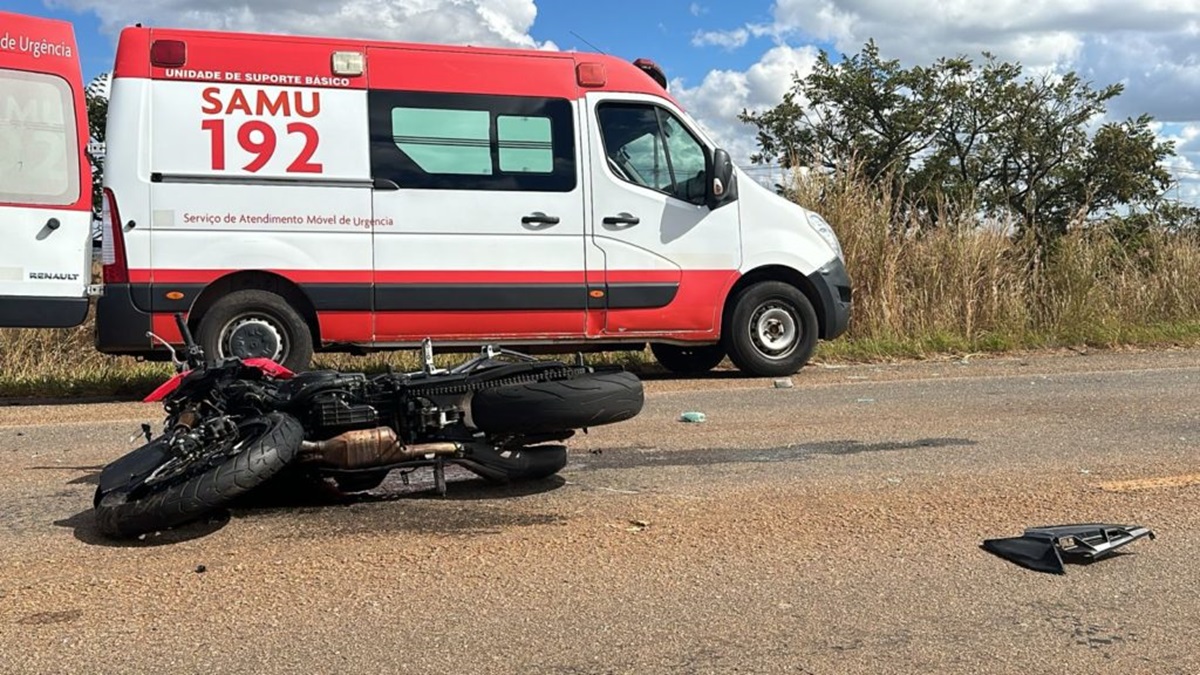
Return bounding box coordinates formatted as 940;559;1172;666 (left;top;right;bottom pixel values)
276;371;379;434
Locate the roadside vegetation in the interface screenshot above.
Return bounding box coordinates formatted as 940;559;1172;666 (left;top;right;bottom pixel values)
6;195;1199;399
4;44;1200;399
791;166;1200;361
745;41;1200;360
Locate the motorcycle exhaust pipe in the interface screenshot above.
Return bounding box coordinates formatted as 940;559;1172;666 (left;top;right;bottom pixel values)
299;427;460;470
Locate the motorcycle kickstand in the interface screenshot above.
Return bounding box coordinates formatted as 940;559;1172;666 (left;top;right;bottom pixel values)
433;458;447;497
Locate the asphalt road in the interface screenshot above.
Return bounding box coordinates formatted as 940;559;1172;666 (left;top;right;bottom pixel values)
1;348;1199;674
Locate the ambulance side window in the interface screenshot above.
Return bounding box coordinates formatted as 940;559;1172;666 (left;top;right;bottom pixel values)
369;91;575;192
497;116;554;174
0;68;80;206
390;107;492;176
596;103;708;205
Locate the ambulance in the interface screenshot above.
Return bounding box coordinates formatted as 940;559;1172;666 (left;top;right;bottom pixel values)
0;11;93;329
96;25;851;376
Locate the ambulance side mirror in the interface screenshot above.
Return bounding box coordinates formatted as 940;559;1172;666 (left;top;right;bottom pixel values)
707;148;737;210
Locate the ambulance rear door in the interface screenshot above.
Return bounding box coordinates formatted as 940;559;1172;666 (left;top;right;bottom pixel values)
0;11;93;327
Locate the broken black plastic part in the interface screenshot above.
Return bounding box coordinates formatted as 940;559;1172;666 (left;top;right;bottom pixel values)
982;523;1155;575
982;535;1068;575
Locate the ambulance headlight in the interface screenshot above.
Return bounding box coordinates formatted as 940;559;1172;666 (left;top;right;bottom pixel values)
806;212;843;261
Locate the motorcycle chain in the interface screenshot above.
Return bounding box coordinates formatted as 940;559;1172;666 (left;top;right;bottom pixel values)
406;367;582;397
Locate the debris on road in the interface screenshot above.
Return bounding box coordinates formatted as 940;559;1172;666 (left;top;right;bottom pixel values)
773;378;795;389
982;523;1155;575
194;565;207;574
679;412;707;423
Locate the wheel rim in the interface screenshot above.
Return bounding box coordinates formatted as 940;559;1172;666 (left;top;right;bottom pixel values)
219;314;287;362
142;417;272;490
749;302;800;360
229;417;272;453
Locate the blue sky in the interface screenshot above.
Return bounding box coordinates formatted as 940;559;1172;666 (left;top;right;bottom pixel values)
8;0;1200;199
534;1;800;88
11;0;115;80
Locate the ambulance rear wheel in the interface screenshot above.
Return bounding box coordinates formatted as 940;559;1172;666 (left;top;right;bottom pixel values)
198;290;314;371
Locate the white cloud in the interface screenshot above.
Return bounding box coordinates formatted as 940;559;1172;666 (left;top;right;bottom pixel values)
683;0;1200;192
763;0;1200;119
51;0;553;49
1160;122;1200;201
689;2;708;17
674;44;820;171
691;28;750;50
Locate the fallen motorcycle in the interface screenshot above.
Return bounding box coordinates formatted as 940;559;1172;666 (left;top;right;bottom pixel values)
93;315;644;538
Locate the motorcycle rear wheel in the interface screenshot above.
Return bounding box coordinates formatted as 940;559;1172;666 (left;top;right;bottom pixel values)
94;412;303;538
470;371;644;435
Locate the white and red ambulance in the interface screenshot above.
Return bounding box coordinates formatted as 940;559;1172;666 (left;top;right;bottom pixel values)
0;11;93;328
96;26;851;376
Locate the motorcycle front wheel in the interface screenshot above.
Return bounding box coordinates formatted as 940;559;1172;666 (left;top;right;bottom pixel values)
93;412;303;538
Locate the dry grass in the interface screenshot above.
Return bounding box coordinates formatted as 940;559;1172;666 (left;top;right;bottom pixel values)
0;310;166;398
792;167;1200;360
5;174;1200;398
0;307;650;399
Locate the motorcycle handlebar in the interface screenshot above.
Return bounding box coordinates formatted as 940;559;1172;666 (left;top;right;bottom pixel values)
174;313;206;369
175;313;195;347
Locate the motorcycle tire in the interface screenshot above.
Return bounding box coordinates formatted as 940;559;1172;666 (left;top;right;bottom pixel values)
93;412;303;538
470;370;644;435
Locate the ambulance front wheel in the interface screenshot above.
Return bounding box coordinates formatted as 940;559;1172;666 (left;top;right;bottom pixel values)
722;281;818;378
197;290;314;372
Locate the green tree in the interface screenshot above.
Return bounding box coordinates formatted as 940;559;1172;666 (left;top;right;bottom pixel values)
743;41;946;184
1073;115;1174;220
742;44;1176;241
906;55;1022;220
85;72;109;237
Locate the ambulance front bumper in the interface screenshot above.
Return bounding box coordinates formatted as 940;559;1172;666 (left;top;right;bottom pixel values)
807;258;852;340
